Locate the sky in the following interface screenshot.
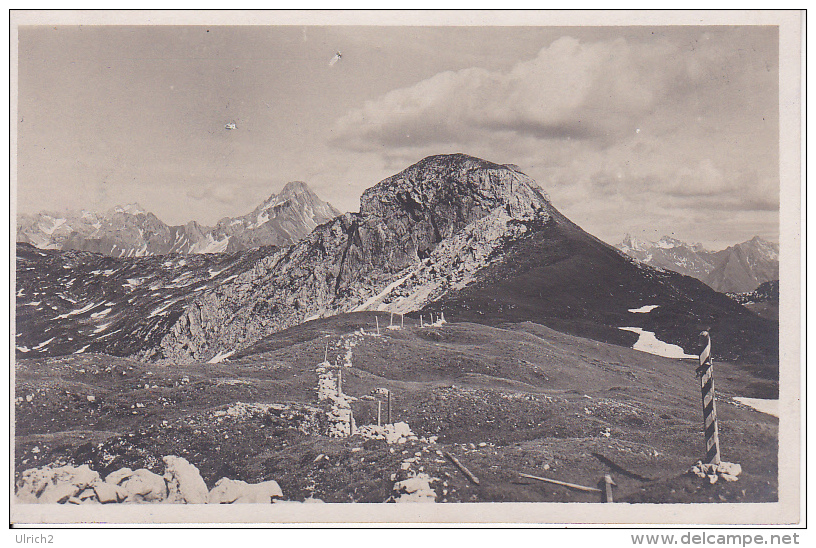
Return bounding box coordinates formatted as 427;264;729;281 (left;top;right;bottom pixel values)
16;24;779;249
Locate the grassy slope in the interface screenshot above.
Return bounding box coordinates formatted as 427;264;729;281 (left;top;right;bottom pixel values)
430;209;779;376
15;313;777;504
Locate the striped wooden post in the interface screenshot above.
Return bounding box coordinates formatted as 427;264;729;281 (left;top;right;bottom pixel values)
698;331;721;464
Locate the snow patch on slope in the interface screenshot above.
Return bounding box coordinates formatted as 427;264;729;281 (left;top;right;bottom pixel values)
629;304;659;313
618;327;696;359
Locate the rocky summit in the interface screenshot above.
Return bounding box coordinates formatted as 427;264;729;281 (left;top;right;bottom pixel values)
16;181;341;257
156;154;553;362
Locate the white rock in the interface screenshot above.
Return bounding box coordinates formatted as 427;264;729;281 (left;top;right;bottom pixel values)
16;464;100;504
163;456;209;504
393;473;437;503
208;478;283;504
120;469;167;502
105;467;134;485
93;481;129;503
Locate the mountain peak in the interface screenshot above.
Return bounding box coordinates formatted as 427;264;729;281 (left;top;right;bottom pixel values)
279;180;311;197
360;154;550;221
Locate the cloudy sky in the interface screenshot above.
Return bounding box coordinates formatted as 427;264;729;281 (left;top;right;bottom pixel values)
16;23;779;249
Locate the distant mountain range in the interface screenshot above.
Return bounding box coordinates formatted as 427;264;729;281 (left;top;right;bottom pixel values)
615;234;778;293
16;154;777;372
16;181;342;257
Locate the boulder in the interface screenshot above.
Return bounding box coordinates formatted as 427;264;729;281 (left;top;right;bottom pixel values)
208;478;283;504
92;481;129;504
16;464;100;504
120;469;167;502
105;467;134;485
163;456;208;504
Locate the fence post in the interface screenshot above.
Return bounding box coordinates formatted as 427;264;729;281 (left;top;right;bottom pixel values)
376;316;380;335
387;390;392;425
377;400;382;426
697;330;721;464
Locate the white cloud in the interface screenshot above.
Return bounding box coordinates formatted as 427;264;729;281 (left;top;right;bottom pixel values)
330;29;779;248
332;36;683;150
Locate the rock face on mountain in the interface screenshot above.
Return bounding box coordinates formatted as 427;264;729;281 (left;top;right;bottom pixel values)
615;234;779;293
154;155;552;362
16;182;341;257
16;154;778;370
707;237;779;294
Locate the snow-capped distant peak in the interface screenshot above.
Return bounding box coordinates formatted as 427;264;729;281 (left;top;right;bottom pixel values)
655;236;683;249
619;233;650;252
113;203;146;215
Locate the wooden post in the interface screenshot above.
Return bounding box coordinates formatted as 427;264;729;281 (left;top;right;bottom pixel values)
420;315;424;328
519;473;601;493
444;452;480;485
377;400;382;426
401;313;404;328
603;474;615;503
390;312;393;327
697;331;721;464
387;390;392;425
376;316;380;335
323;341;329;364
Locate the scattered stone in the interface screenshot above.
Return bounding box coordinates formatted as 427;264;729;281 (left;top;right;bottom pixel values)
163;456;209;503
689;461;742;483
393;473;437;503
356;421;417;444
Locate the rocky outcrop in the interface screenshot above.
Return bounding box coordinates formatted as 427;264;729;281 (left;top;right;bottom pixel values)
16;457;286;505
155;154;553;362
106;468;168;502
15;464;100;504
